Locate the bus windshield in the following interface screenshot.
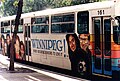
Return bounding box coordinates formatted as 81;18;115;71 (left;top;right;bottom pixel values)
113;16;120;45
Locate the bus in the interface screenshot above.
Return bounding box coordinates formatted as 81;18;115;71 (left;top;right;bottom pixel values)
0;0;120;79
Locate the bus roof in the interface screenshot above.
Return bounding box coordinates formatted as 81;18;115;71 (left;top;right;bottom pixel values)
0;1;115;21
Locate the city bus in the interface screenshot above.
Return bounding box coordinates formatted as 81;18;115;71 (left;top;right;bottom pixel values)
0;0;120;79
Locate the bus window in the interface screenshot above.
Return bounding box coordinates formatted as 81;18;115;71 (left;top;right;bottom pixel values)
51;23;74;33
113;17;120;45
11;25;23;33
4;27;11;33
3;21;10;26
34;17;49;24
1;28;4;33
113;26;120;45
1;22;4;33
1;22;3;27
31;16;49;33
1;21;10;33
51;13;75;33
18;25;23;33
31;25;49;33
52;14;74;23
77;11;89;34
11;19;23;33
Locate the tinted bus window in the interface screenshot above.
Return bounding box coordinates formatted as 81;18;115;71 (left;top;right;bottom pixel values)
77;11;89;34
11;19;23;33
1;22;3;27
3;21;10;26
1;21;10;33
18;25;23;33
34;17;49;24
52;14;74;23
51;23;74;33
11;19;23;25
31;25;49;33
4;27;11;33
113;26;120;45
1;28;4;33
20;19;23;25
11;20;15;25
31;16;49;33
11;25;23;33
1;22;4;33
51;13;75;33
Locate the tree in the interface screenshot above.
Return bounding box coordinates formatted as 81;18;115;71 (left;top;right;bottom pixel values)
9;0;23;71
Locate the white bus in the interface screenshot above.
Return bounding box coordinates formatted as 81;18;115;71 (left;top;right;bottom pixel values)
0;0;120;79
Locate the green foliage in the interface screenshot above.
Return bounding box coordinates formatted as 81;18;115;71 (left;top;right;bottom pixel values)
0;0;18;16
22;0;34;13
13;0;18;7
50;0;72;8
72;0;90;5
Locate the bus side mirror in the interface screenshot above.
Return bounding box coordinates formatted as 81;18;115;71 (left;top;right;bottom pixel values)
113;19;119;27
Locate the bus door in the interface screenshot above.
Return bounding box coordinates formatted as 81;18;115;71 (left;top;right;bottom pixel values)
24;24;31;61
93;17;112;76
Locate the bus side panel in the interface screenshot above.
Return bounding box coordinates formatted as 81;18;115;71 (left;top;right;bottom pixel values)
31;34;71;69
